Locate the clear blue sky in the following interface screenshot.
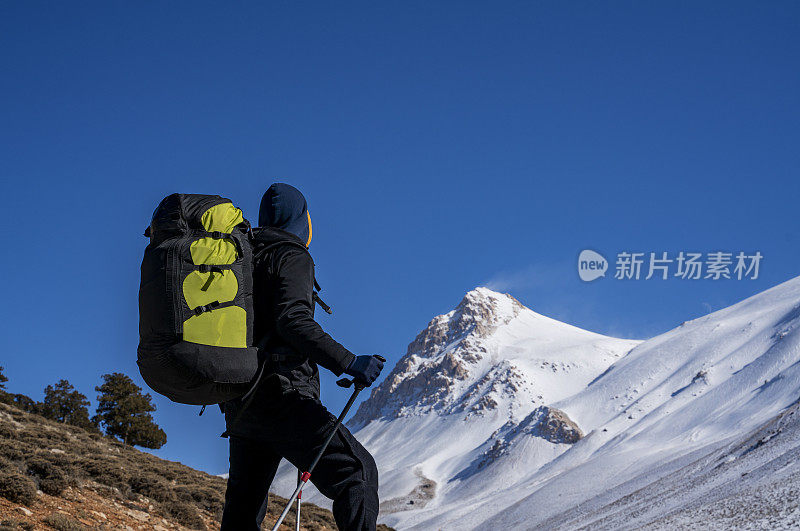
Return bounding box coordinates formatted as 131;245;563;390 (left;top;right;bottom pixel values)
2;2;798;475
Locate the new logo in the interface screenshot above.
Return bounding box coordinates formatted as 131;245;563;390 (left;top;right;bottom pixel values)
578;249;608;282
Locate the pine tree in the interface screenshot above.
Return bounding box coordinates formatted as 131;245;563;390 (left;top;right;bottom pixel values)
0;367;46;415
42;379;92;428
92;373;166;449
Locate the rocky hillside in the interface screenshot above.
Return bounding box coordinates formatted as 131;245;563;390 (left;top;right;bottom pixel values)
0;401;340;530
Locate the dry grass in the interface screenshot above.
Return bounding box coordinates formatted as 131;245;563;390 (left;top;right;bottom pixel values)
0;401;373;530
41;513;86;530
0;518;34;531
0;473;35;506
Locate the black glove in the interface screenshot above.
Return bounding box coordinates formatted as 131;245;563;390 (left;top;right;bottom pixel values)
344;355;385;386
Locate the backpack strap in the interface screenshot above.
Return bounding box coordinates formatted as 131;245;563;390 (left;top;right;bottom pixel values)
196;229;244;257
194;264;235;273
313;292;332;315
191;300;239;316
219;359;270;438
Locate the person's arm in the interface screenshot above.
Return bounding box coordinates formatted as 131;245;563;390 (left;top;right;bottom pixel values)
271;246;356;375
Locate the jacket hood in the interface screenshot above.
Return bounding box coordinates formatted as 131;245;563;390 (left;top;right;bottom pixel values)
258;183;312;247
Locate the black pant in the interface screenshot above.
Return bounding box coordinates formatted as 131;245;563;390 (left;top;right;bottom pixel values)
221;393;379;531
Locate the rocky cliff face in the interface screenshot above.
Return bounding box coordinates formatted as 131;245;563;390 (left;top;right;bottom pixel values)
534;406;583;443
349;288;526;427
456;406;584;480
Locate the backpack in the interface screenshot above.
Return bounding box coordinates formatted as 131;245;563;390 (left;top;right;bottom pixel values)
137;193;260;405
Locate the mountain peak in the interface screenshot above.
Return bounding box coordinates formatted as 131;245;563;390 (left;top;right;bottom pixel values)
347;288;525;428
348;287;633;429
405;287;523;362
459;287;522;311
463;286;509;299
449;287;524;335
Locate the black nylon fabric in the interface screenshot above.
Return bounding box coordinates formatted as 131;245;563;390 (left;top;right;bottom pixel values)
252;227;354;379
221;392;379;531
223;227;356;435
137;347;253;405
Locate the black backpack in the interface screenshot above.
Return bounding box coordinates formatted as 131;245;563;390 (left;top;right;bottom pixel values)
137;194;260;405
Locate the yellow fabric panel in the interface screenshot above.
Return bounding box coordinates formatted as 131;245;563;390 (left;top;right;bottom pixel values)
190;202;244;265
201;202;244;232
190;238;238;265
183;202;247;348
183;306;247;348
183;270;238;309
306;210;312;247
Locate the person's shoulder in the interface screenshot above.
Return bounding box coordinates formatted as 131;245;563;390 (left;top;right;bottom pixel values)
251;227;313;266
273;243;312;263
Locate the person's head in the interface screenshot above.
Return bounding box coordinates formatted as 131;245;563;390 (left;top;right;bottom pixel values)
258;183;312;246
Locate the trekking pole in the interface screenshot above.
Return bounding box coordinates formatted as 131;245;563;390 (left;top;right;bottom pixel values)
271;355;385;531
295;470;301;531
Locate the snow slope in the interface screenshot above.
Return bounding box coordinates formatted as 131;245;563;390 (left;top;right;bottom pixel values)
541;394;800;529
272;277;800;529
474;276;800;530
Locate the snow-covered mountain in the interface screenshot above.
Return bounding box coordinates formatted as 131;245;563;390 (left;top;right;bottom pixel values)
273;278;800;529
349;288;639;429
477;276;800;530
272;288;638;518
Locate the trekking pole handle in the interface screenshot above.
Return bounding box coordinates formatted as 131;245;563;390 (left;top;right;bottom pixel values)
336;355;386;388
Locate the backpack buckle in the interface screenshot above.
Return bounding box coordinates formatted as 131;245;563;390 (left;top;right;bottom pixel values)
193;300;220;316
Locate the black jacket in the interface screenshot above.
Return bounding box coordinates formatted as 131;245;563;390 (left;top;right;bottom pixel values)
224;227;355;435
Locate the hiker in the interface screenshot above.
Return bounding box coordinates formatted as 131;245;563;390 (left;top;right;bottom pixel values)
221;183;384;531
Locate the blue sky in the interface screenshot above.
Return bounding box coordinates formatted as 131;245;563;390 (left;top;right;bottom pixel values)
1;1;798;475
